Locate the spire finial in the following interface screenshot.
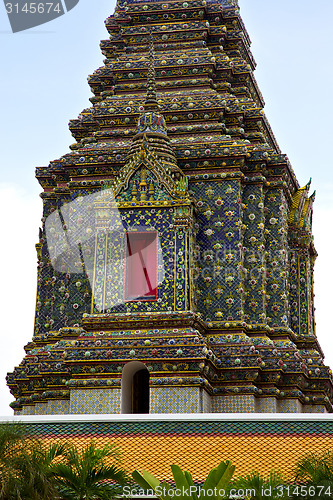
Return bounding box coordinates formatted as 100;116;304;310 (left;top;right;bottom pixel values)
144;30;159;111
135;31;167;137
309;190;316;202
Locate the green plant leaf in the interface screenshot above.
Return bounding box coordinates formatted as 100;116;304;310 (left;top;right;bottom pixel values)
159;481;174;500
199;461;235;500
132;470;175;500
132;470;160;493
215;462;236;500
171;465;193;500
171;465;190;488
184;471;199;500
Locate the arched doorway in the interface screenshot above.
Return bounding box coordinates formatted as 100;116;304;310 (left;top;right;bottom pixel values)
121;361;150;414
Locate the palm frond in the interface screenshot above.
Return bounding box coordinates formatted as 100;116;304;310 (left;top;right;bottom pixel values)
295;452;333;484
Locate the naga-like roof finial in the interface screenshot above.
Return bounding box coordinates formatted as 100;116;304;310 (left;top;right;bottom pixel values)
309;190;316;202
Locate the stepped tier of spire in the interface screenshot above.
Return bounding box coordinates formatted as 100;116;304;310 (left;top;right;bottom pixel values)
6;0;332;415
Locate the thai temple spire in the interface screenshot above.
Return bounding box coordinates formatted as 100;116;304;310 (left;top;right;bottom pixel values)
6;0;333;415
135;31;168;140
144;31;159;112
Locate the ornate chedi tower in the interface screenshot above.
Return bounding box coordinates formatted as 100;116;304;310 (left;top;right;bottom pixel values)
7;0;333;414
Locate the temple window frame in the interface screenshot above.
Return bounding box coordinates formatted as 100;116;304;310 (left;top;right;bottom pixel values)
124;230;158;302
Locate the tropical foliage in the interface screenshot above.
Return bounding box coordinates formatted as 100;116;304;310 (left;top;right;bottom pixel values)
52;441;129;500
292;451;333;499
0;422;64;499
0;423;129;500
227;471;288;499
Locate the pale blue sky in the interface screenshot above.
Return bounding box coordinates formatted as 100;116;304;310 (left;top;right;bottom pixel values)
0;0;332;415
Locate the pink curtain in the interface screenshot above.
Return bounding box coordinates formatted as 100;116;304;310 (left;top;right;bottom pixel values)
126;232;157;299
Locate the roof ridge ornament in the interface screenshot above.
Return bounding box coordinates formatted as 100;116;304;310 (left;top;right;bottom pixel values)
305;178;312;191
309;190;316;202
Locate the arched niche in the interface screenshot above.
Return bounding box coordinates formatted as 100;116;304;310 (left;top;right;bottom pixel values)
121;361;150;414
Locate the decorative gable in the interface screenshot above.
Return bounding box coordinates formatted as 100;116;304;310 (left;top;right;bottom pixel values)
113;136;189;203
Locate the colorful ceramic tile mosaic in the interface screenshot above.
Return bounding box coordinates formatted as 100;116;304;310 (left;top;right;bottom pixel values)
70;389;121;414
150;387;201;413
6;0;333;414
212;395;255;413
